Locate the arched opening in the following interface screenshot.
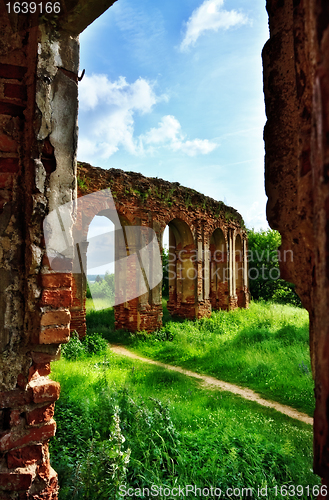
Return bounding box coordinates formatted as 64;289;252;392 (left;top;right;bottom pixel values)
86;214;115;309
235;233;244;307
161;225;171;322
166;218;196;319
210;227;228;310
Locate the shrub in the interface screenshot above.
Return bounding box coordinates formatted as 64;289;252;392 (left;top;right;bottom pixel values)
61;331;108;360
61;331;85;360
247;228;302;307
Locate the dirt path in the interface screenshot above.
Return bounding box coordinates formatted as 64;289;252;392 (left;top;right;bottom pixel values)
110;344;313;426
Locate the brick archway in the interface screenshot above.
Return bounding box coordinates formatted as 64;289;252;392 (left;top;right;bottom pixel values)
71;163;248;336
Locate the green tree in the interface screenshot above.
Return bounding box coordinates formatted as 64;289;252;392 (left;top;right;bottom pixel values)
247;228;302;307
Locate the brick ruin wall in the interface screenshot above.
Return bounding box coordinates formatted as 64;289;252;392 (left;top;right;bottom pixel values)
0;1;115;497
1;0;329;496
72;162;249;336
263;0;329;487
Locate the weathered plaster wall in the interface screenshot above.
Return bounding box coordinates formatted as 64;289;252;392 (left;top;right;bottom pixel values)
263;0;329;488
73;162;249;335
0;1;116;497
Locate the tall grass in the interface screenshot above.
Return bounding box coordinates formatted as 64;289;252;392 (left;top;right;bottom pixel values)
89;301;314;416
51;349;319;499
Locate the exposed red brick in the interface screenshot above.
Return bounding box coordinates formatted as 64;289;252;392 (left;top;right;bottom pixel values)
30;380;60;404
40;289;71;308
49;256;73;272
0;388;33;409
37;461;52;482
4;83;27;101
0;64;27;80
0;173;13;189
26;403;55;426
0;134;17;153
16;374;27;390
28;363;51;382
42;138;54;157
0;158;19;173
0;421;56;452
0;472;32;491
42;157;57;174
0;101;25;117
7;444;43;468
31;352;60;364
40;327;70;345
41;273;72;289
40;310;70;327
9;410;21;428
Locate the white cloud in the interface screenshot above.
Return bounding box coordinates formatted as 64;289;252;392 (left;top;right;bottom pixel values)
142;115;217;156
78;76;217;160
143;115;181;145
78;74;159;159
244;201;269;231
173;138;217;156
180;0;249;51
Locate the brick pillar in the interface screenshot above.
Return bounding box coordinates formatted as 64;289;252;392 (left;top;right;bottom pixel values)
0;9;77;497
241;238;250;308
70;242;89;338
228;230;238;310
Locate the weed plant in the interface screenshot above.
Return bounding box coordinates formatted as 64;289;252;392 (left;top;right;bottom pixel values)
100;301;314;416
61;331;108;360
51;349;319;499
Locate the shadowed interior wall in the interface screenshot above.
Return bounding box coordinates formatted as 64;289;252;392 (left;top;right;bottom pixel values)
263;0;329;487
0;1;116;497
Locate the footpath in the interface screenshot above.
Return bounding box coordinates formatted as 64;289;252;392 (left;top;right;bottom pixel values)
110;344;313;426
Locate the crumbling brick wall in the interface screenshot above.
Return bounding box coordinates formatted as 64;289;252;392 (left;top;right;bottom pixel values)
0;1;115;497
263;0;329;488
6;0;329;496
73;162;249;336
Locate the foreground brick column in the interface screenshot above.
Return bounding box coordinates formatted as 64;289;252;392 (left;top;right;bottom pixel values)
263;0;329;488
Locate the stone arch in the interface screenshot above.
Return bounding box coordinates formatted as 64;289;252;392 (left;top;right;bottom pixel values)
166;218;197;319
70;189;124;336
209;227;229;310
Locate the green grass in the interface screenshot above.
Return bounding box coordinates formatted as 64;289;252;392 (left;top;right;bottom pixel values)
86;301;314;417
51;350;319;499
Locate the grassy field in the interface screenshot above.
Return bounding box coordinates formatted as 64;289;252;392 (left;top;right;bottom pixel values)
86;300;314;416
51;347;319;499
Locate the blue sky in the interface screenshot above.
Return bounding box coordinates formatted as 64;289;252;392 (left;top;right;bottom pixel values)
78;0;270;245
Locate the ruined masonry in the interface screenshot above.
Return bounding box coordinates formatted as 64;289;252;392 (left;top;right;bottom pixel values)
1;0;329;497
71;162;249;337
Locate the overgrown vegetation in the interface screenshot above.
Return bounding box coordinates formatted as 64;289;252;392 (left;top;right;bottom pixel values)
77;175;88;192
247;229;301;307
51;347;318;499
104;301;314;416
61;330;108;360
87;272;115;303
